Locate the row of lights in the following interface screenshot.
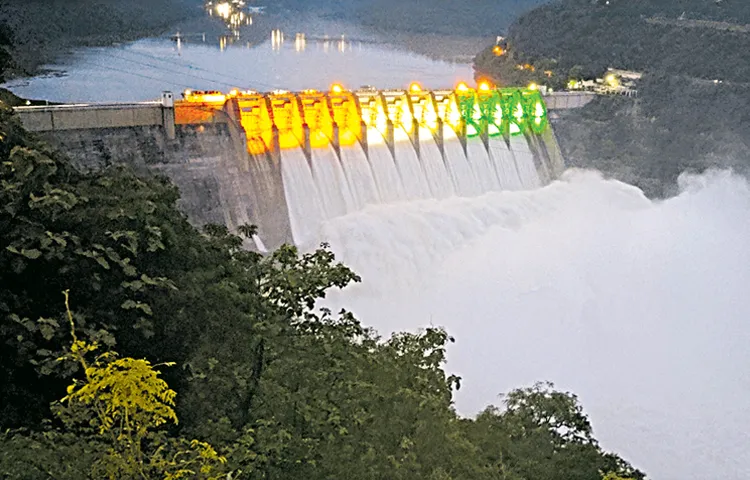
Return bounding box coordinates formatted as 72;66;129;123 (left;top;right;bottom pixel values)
183;81;541;101
328;81;538;94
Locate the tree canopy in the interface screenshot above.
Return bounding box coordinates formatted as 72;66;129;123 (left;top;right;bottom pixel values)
0;104;644;479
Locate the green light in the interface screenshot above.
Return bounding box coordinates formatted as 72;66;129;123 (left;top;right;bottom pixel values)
522;90;548;134
453;87;548;137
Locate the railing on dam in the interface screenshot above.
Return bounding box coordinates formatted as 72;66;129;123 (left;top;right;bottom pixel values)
12;85;592;158
14;96;178;139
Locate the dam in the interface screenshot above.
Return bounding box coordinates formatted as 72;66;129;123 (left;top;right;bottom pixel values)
14;83;580;250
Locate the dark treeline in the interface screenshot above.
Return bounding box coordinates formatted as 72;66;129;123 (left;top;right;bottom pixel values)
507;0;750;83
555;74;750;196
475;0;750;197
274;0;548;37
0;0;204;76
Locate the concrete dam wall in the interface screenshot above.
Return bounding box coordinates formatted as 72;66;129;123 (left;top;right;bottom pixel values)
16;86;569;251
38;122;294;249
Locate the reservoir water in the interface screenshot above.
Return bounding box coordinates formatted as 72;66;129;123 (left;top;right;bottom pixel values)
2;17;474;102
4;12;750;480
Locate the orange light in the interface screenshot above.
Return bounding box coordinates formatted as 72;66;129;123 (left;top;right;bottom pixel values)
456;82;470;92
330;83;345;93
492;45;505;56
478;81;492;92
409;82;422;93
229;89;239;96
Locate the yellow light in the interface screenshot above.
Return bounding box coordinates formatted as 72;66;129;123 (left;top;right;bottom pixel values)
330;83;344;93
456;82;470;92
528;82;538;91
409;82;422;93
216;2;231;18
229;89;239;96
202;94;227;103
478;81;492;92
492;45;505;56
375;110;389;133
446;109;462;129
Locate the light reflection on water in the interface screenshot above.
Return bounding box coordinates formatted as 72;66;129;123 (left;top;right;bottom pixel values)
3;28;474;103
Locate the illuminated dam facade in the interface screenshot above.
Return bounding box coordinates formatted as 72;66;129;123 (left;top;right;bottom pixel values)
170;84;564;250
15;84;566;251
176;84;552;158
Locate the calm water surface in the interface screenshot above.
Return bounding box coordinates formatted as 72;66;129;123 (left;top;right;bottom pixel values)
3;17;475;103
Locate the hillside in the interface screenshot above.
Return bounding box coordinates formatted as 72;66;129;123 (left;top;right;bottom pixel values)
275;0;549;37
0;0;204;77
475;0;750;196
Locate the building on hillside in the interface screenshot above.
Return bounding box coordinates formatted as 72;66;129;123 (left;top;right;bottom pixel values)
607;68;643;82
568;67;641;97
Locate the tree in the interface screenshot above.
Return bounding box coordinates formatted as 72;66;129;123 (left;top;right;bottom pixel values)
0;106;646;480
465;382;645;480
0;22;13;83
1;291;228;480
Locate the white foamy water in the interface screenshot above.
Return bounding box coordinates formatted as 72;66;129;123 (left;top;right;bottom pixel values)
418;127;455;199
320;169;750;480
280;148;325;245
364;132;406;203
488;138;524;191
311;145;357;218
394;137;432;200
466;138;501;192
443;131;480;197
509;135;542;189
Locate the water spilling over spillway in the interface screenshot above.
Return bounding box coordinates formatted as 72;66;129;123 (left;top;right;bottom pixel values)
320;169;750;480
175;84;562;249
280;130;551;247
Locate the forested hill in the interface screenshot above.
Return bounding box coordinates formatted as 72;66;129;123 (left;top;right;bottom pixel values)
507;0;750;82
475;0;750;197
275;0;549;36
0;0;204;76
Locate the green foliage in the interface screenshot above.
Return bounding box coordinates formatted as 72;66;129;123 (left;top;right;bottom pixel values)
466;382;645;480
14;291;229;480
58;290;179;438
602;471;636;480
0;105;194;426
0;107;644;479
501;0;750;83
0;22;12;83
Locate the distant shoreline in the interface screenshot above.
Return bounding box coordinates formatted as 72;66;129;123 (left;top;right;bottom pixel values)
0;0;207;80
